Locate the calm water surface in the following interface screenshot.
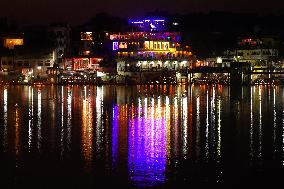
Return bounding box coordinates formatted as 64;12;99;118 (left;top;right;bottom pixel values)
0;85;283;188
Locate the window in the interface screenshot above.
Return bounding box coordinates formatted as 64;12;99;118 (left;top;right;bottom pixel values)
38;63;43;66
57;31;63;38
2;61;7;65
58;41;63;47
45;63;50;66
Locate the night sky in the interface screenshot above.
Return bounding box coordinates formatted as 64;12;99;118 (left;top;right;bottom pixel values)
1;0;284;25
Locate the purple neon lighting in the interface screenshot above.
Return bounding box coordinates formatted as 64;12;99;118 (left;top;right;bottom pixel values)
129;18;166;32
113;42;118;51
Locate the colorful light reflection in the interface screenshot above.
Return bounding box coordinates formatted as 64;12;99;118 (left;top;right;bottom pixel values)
127;97;166;187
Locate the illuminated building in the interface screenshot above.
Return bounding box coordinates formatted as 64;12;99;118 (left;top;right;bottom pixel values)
207;36;279;67
56;56;105;84
14;49;56;82
80;32;94;56
235;36;279;65
63;56;103;71
129;18;166;32
3;37;24;49
110;18;193;84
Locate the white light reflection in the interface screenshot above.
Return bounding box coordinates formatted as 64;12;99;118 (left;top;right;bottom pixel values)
258;86;262;158
138;97;142;118
182;96;188;159
196;97;200;161
15;105;20;167
205;88;209;160
60;86;64;156
28;86;33;152
173;96;178;157
211;87;216;156
67;87;72;152
95;86;103;156
250;86;254;159
82;86;93;169
157;96;161;118
144;97;148;119
3;87;8;151
273;88;276;154
37;89;42;151
217;99;221;159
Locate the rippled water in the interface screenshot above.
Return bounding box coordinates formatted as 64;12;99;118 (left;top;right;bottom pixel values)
0;85;283;188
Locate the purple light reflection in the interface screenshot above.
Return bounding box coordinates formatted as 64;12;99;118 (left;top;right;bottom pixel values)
112;105;119;169
128;98;167;187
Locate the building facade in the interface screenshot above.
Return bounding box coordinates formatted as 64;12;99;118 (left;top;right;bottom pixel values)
48;24;71;66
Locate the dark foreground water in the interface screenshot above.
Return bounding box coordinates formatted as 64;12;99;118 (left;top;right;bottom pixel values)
0;84;283;188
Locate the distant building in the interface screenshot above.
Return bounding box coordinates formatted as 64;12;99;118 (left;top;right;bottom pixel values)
48;23;71;66
3;37;24;49
63;55;102;71
2;33;24;49
0;56;14;71
207;36;279;67
79;31;94;55
14;47;55;81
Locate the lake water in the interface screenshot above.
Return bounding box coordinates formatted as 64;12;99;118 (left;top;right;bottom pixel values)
0;84;283;188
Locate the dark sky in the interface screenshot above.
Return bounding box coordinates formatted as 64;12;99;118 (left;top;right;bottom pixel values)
1;0;284;25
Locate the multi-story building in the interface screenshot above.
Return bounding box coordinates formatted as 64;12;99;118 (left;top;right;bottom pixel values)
79;31;94;56
110;18;193;84
234;36;279;66
14;47;55;82
48;23;71;66
206;36;279;68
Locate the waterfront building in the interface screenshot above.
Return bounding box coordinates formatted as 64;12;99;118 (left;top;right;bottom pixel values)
110;18;193;84
14;47;55;83
208;36;279;67
55;55;106;84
